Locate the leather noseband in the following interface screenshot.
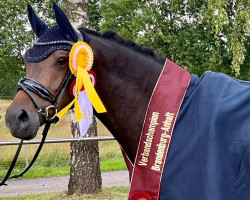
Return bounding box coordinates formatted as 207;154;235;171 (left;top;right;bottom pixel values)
17;71;73;124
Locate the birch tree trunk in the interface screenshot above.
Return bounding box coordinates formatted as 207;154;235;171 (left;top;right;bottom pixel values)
65;0;90;28
65;0;102;195
68;111;101;194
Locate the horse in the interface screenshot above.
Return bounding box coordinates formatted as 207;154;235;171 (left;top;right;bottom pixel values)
5;3;250;200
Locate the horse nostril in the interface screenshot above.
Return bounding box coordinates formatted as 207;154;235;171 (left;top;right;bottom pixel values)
6;106;39;140
17;109;30;128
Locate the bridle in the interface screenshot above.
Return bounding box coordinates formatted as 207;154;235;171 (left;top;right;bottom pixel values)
18;71;73;125
0;26;85;186
0;67;74;186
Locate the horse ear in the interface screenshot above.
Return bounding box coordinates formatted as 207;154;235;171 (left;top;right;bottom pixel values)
53;1;78;42
27;4;48;37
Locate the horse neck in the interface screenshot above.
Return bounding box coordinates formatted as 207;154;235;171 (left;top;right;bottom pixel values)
89;35;163;162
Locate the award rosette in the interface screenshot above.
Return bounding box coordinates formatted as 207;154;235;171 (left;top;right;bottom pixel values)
56;42;106;137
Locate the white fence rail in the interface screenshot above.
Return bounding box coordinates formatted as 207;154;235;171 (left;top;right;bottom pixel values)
0;136;115;146
0;136;116;169
0;136;117;171
0;109;118;171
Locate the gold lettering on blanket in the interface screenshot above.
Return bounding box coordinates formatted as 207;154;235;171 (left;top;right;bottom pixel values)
138;112;159;166
151;112;174;171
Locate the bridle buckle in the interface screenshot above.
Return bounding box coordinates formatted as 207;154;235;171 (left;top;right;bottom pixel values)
44;105;58;121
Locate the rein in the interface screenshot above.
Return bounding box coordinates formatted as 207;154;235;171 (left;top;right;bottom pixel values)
0;71;73;186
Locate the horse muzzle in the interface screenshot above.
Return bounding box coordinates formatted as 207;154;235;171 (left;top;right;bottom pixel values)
5;89;41;140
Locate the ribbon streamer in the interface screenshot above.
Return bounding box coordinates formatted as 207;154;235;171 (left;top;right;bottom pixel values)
78;90;93;137
56;42;106;121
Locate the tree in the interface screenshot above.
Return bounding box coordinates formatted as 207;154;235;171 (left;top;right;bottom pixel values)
207;0;250;76
0;1;28;98
89;0;102;31
65;0;102;195
1;1;249;96
98;0;250;79
68;110;101;195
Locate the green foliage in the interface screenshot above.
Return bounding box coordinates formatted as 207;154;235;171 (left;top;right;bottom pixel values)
208;0;250;76
0;1;28;98
1;0;249;98
89;0;103;31
98;0;250;79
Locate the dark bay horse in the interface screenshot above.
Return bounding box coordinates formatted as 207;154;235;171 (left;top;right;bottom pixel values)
5;3;250;200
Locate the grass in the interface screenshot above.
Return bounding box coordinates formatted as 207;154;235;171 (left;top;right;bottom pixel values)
0;187;129;200
0;100;127;179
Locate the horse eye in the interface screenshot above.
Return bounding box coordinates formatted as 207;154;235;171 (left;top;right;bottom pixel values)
57;57;68;65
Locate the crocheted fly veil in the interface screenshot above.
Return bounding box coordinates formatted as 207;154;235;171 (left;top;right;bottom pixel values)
25;3;89;62
25;2;106;137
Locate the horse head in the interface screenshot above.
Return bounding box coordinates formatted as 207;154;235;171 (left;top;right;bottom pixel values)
5;2;86;139
5;2;164;161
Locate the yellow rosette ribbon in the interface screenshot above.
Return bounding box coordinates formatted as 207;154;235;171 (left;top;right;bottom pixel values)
56;42;106;121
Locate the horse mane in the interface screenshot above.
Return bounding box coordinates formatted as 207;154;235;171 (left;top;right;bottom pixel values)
79;28;166;65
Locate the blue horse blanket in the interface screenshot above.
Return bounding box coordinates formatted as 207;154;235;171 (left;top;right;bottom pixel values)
160;72;250;200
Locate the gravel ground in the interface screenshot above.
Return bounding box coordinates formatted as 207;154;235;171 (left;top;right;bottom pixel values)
0;170;129;198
